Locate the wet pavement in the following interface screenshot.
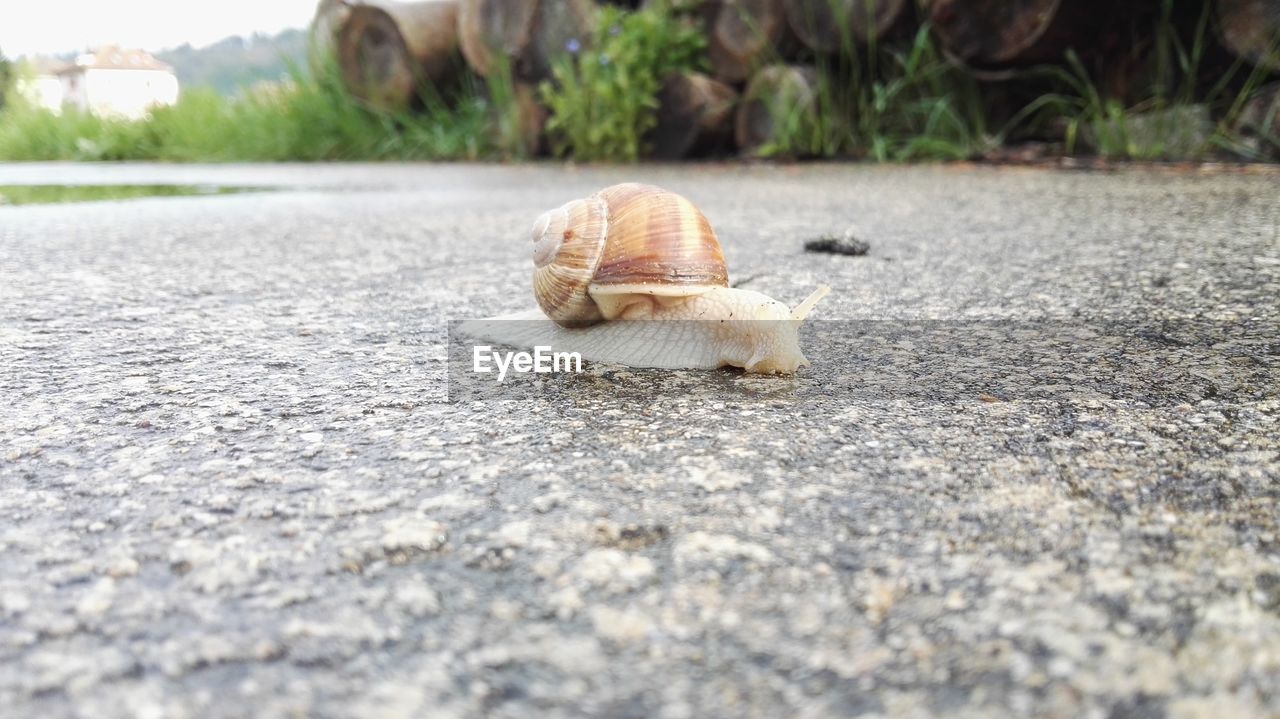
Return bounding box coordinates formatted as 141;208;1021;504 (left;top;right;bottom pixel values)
1;162;1277;717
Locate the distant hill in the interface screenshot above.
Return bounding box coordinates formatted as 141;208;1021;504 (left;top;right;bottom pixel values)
156;29;308;96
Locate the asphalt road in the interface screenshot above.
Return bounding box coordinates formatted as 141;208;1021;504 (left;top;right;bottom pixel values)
1;162;1278;718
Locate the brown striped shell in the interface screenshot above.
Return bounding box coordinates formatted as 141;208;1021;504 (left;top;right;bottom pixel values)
531;183;729;327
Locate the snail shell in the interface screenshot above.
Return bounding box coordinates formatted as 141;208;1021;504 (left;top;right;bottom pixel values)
531;183;729;327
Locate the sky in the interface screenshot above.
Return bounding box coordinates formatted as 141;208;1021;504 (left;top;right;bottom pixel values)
0;0;318;58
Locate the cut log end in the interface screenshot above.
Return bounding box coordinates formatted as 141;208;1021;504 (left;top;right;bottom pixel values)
338;1;461;111
458;0;539;77
709;0;793;83
1218;0;1280;71
458;0;596;82
1233;81;1280;159
783;0;907;53
928;0;1082;69
312;0;353;56
647;72;738;159
525;0;598;82
735;64;818;155
339;7;418;110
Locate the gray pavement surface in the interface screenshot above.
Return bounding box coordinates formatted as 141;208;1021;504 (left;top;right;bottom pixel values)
1;162;1278;718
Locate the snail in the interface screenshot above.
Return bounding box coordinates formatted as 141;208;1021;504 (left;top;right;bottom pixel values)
460;183;830;374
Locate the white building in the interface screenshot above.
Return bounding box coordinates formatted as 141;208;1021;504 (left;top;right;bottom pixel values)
58;46;179;119
15;58;70;113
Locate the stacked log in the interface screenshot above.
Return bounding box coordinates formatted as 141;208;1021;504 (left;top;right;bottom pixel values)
456;0;537;77
490;82;550;156
312;0;353;57
646;71;738;158
458;0;597;82
515;84;550;155
735;64;818;154
652;0;722;24
926;0;1108;77
1233;82;1280;158
706;0;795;83
782;0;907;52
336;0;461;111
316;0;1280;161
647;0;795;83
1218;0;1280;71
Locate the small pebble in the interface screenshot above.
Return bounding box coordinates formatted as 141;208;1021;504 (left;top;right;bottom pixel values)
804;230;870;256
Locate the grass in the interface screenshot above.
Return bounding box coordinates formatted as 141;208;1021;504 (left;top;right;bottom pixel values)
1010;0;1279;161
0;53;494;162
539;2;706;161
483;54;537;160
745;4;990;161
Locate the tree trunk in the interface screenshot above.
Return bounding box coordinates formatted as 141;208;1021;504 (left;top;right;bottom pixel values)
337;0;461;111
782;0;908;52
734;63;818;154
708;0;795;83
926;0;1109;77
646;71;738;158
1217;0;1280;72
458;0;596;82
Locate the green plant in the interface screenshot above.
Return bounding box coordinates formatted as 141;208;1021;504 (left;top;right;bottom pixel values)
1012;0;1279;161
752;15;989;161
540;2;705;162
0;50;492;162
846;23;988;161
0;48;12;111
482;54;536;160
748;67;828;159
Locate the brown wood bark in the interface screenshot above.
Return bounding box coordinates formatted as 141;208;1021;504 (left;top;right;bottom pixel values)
1217;0;1280;71
782;0;907;52
458;0;596;82
646;71;738;158
734;63;818;154
708;0;795;83
337;0;461;111
926;0;1109;77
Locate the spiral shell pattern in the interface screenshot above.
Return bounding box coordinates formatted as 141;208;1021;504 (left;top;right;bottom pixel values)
531;195;609;326
531;183;729;327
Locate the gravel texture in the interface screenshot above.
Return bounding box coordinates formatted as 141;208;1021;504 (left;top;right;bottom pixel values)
1;162;1278;718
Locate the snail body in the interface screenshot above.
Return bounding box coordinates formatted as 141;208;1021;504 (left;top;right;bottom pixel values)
462;183;829;374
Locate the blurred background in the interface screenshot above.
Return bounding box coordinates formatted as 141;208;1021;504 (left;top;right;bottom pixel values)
0;0;1277;164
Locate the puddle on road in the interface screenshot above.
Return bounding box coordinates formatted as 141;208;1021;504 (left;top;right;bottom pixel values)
0;184;267;206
